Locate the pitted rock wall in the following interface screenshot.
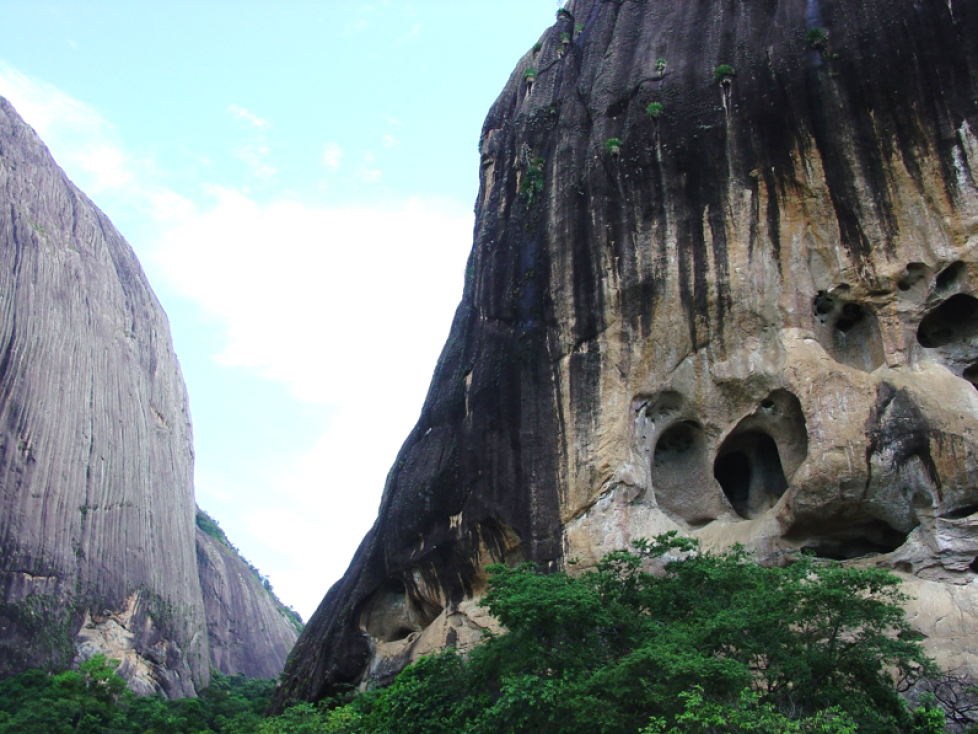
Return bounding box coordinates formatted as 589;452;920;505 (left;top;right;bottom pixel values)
277;0;978;706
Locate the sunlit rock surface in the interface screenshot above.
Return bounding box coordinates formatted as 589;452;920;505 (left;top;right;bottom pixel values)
277;0;978;706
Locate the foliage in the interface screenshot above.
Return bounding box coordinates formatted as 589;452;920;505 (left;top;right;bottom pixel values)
0;536;944;733
605;137;623;155
519;157;546;204
575;23;585;32
0;659;275;734
646;101;665;118
196;509;232;547
655;58;667;74
255;534;931;734
714;63;736;82
532;41;542;54
523;67;538;80
559;32;571;44
807;27;829;50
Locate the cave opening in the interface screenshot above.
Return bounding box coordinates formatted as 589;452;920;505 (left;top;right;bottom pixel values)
713;432;786;519
917;293;978;348
936;261;967;292
790;520;909;561
812;294;885;372
651;420;718;525
713;452;751;515
360;578;443;643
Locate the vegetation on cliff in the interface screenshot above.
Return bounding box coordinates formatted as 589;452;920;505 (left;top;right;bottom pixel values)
2;535;955;733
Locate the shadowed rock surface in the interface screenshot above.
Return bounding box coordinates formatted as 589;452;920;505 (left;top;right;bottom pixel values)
0;96;298;694
277;0;978;707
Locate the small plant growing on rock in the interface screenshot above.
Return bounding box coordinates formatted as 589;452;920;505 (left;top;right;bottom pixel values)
532;41;542;54
806;27;829;50
654;57;667;76
605;137;623;157
575;23;585;32
560;31;571;44
557;7;573;21
646;101;665;118
523;68;538;81
520;157;546;204
714;63;736;85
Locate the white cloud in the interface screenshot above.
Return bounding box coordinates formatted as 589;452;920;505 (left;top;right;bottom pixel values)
0;64;196;222
356;165;383;183
153;190;473;618
227;104;270;129
227;105;276;180
0;63;475;620
322;142;343;171
382;134;399;149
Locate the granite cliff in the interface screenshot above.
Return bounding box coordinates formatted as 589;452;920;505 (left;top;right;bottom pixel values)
277;0;978;705
0;96;298;694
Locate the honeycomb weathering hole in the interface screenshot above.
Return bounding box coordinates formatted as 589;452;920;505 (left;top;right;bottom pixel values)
651;420;719;525
793;520;909;561
917;293;978;348
361;578;443;643
812;294;885;372
713;432;787;519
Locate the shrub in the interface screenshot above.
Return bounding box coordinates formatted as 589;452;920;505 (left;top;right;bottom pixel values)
714;63;736;83
605;138;623;155
646;101;664;118
655;57;667;74
523;68;537;80
807;27;829;50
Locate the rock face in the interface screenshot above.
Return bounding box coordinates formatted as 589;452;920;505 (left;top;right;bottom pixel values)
0;96;298;694
196;511;301;679
277;0;978;705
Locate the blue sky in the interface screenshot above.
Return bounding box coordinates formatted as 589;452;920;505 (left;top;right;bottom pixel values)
0;1;560;620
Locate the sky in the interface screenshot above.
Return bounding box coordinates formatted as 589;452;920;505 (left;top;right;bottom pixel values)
0;0;562;621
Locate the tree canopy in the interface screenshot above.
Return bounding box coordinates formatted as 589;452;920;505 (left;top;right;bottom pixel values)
0;534;949;733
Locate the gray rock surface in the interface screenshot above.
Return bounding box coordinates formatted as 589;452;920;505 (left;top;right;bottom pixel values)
196;512;301;679
276;0;978;707
0;96;298;693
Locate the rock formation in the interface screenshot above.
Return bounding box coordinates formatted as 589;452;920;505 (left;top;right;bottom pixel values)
0;96;298;694
196;510;301;679
277;0;978;706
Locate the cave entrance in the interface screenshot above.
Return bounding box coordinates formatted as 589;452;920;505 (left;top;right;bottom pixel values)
917;293;978;348
713;432;786;519
360;578;443;643
651;420;719;524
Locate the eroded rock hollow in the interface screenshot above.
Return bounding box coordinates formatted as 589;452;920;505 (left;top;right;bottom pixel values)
277;0;978;705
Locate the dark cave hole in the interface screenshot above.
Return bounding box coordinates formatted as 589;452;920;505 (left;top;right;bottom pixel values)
802;537;900;561
945;503;978;520
653;421;697;467
917;293;978;348
713;432;786;519
964;363;978;389
361;578;443;643
936;261;967;292
834;303;864;334
714;452;751;514
971;557;978;574
898;263;927;292
794;520;908;561
812;291;835;321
